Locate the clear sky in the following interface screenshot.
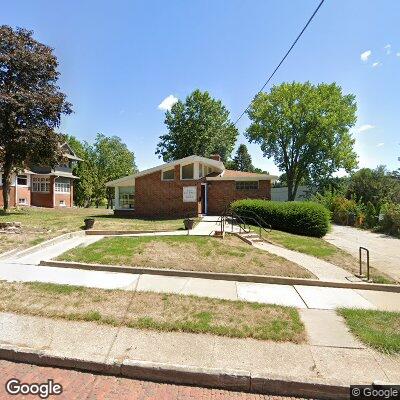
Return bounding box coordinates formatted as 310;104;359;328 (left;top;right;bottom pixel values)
2;1;399;174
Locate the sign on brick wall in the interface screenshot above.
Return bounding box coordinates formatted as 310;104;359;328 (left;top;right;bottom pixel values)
183;186;197;202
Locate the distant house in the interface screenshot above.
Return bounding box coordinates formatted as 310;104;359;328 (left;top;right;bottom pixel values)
0;143;81;208
106;154;277;218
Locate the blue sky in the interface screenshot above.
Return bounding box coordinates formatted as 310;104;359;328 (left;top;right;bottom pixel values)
2;1;400;174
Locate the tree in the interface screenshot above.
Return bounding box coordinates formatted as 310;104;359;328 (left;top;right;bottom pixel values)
347;166;400;208
92;133;137;208
66;136;96;207
231;144;254;172
246;82;358;200
156;89;238;162
0;26;72;211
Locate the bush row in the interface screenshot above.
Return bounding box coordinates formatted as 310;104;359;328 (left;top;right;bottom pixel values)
230;199;330;238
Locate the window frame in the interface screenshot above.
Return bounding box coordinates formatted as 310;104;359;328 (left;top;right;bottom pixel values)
55;181;71;193
17;175;28;186
235;181;259;191
18;198;27;205
180;163;194;180
32;176;51;193
161;168;175;181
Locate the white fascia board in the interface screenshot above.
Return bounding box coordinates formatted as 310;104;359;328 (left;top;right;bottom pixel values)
206;175;279;182
106;155;225;187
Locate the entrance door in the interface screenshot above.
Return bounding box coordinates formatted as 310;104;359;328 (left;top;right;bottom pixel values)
201;184;207;214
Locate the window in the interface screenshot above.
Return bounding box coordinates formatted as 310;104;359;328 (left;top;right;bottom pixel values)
59;200;66;207
18;198;27;205
162;168;175;180
235;181;259;190
17;175;28;186
32;177;50;192
119;193;134;209
181;163;194;180
199;163;204;178
55;182;70;193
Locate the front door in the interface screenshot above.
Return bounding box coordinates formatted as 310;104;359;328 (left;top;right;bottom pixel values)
201;184;207;214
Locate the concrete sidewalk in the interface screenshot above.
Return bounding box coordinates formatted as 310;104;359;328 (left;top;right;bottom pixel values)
0;312;398;393
1;262;400;311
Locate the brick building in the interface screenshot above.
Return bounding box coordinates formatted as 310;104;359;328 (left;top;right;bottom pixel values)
0;143;81;208
106;155;277;218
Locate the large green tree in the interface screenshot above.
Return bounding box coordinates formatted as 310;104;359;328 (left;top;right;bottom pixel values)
246;82;358;200
0;26;72;211
156;89;238;162
92;133;137;208
231;144;254;172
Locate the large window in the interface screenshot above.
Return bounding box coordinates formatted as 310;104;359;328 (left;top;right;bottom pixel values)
17;175;28;186
235;181;259;190
32;177;50;192
55;182;70;193
162;168;175;180
119;193;134;209
181;163;194;180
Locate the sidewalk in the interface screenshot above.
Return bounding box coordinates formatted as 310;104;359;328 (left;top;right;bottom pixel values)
0;312;398;392
1;262;400;311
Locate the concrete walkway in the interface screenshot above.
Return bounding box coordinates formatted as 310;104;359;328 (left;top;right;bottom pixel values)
325;224;400;282
1;262;399;311
253;241;353;282
0;312;398;387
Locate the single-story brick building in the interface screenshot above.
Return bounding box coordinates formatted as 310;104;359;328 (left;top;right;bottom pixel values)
106;154;277;218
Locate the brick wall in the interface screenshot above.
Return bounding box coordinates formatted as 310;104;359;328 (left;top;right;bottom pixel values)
15;186;31;206
134;165;200;218
207;180;271;215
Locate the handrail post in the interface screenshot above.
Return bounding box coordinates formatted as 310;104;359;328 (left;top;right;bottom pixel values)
359;247;370;281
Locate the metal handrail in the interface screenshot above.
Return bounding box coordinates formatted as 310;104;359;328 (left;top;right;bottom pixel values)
236;209;272;232
359;246;370;281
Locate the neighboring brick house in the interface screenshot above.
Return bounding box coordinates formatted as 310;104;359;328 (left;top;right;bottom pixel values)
106;155;277;218
0;143;81;208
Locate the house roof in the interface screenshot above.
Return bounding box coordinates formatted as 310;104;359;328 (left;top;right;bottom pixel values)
106;155;225;187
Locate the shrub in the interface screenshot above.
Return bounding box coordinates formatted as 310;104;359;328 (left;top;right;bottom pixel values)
230;199;330;237
379;203;400;236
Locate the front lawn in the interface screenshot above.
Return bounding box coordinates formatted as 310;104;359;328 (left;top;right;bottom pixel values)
0;281;306;343
57;235;315;278
339;308;400;354
0;207;183;254
258;228;395;284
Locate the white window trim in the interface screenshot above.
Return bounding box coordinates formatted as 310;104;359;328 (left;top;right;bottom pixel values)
161;167;175;181
32;176;51;193
180;162;195;181
55;182;71;193
18;198;28;205
16;174;29;187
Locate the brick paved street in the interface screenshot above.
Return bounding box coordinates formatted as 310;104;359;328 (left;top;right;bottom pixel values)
0;360;311;400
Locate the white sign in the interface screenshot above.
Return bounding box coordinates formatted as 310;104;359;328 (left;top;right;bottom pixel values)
183;186;197;202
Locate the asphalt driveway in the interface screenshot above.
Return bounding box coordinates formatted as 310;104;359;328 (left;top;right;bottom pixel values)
325;225;400;282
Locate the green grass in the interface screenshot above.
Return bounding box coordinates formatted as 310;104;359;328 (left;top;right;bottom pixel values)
339;308;400;354
0;281;306;343
56;235;314;278
0;207;183;254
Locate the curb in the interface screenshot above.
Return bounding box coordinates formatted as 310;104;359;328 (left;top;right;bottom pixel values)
0;345;349;399
0;231;85;261
85;229;182;235
39;260;400;293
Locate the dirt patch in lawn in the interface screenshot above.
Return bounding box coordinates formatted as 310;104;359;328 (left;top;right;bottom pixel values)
0;281;306;343
57;235;315;279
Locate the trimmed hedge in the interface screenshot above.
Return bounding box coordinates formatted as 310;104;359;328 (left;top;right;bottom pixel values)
230;199;330;237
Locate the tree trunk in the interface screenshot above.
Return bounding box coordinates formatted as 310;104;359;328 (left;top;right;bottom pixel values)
287;177;295;201
2;160;13;212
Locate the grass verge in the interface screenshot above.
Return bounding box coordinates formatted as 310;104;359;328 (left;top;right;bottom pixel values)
257;228;395;284
0;207;183;254
339;308;400;354
56;235;314;278
0;281;305;343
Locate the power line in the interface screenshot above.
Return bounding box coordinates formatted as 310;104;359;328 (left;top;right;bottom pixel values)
233;0;325;126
